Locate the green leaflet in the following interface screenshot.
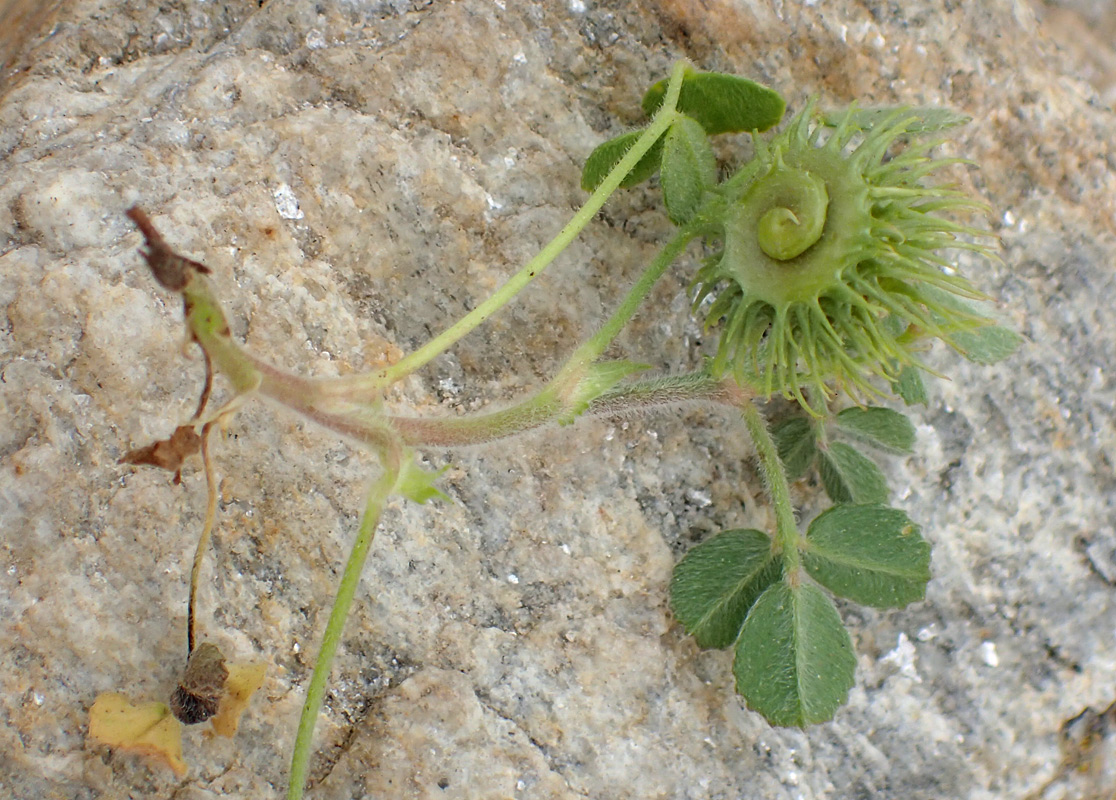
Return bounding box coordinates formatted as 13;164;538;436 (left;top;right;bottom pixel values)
580;129;666;192
773;406;914;497
949;324;1024;365
733;579;856;726
660;116;717;225
802;505;931;608
818;442;889;504
834;407;916;454
669;529;780;649
643;69;786;135
918;284;1023;365
771;416;817;480
892;365;929;406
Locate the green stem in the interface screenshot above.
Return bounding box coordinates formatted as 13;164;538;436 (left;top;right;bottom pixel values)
556;223;700;387
186;422;219;656
741;401;800;573
287;456;403;800
357;59;690;391
388;372;745;448
385;219;707;450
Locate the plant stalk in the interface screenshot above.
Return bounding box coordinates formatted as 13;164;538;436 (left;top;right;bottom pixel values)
741;401;800;573
556;224;700;388
287;457;402;800
186;421;219;655
388;372;745;448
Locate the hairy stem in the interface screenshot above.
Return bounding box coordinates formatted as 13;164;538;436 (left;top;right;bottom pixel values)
287;455;403;800
741;402;800;573
389;372;746;448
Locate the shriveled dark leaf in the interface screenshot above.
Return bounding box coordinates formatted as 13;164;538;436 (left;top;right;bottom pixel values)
121;425;202;481
170;643;228;725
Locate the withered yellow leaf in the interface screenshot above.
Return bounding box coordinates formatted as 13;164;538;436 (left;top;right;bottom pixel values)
210;662;267;737
89;692;187;776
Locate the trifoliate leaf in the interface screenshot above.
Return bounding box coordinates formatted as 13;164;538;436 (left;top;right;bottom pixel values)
89;693;187;776
561;360;652;423
834;407;916;454
580;129;665;192
818;443;889;504
771;417;817;480
732;579;856;726
210;662;267;737
642;69;786;135
669;529;780;649
802;505;931;608
892;365;928;406
948;324;1023;365
660;115;717;225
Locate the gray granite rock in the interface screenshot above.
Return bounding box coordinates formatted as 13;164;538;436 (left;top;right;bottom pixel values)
1;1;1114;798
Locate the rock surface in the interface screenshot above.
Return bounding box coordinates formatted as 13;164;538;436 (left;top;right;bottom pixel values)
1;1;1114;798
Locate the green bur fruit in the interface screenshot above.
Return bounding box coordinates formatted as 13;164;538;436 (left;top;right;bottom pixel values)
695;102;1010;412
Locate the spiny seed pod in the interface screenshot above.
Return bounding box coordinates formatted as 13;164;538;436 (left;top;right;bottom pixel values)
170;642;228;725
694;101;994;412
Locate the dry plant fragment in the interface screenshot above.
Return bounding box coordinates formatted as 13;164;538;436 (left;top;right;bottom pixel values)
124;206;211;292
210;661;269;737
88;652;266;774
169;642;228;725
120;424;201;483
88;693;187;777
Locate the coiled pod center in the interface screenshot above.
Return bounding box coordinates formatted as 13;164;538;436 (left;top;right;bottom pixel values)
755;167;829;261
717;146;873;308
695;104;992;411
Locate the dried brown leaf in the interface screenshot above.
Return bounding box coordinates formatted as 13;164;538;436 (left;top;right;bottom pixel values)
121;425;201;480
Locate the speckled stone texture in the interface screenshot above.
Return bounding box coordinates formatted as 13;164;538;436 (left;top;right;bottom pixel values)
1;1;1114;798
